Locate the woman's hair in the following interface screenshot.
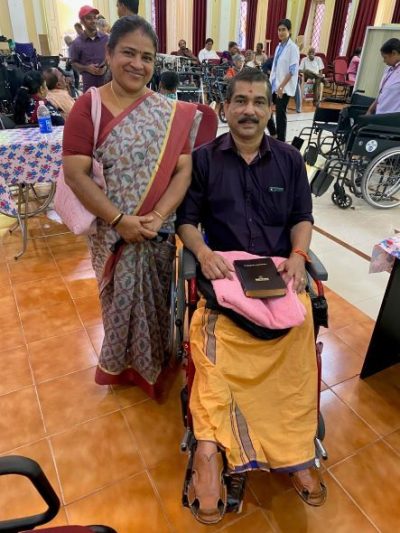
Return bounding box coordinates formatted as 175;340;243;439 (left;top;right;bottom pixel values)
278;18;292;31
380;38;400;55
232;54;244;63
353;47;362;56
13;70;44;124
108;15;158;53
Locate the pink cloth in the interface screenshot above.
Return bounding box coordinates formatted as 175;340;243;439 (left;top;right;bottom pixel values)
211;251;306;329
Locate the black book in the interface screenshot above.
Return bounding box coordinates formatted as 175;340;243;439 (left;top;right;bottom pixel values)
233;257;287;298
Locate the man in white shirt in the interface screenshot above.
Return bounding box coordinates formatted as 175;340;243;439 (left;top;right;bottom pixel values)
299;48;325;104
198;38;220;63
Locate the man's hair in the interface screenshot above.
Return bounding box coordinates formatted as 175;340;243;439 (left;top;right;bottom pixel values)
277;18;291;31
205;38;213;45
118;0;139;14
256;42;263;48
74;22;83;30
225;68;272;105
43;69;59;90
228;41;238;49
232;54;243;63
108;15;158;52
380;38;400;54
160;71;179;91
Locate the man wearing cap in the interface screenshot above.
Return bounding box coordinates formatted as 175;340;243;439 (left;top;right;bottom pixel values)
70;5;109;92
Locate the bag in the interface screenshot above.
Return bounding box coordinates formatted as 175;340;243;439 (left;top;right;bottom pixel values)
310;168;334;197
54;87;106;235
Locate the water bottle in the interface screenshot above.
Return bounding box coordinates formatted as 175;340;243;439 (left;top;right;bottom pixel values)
37;101;53;134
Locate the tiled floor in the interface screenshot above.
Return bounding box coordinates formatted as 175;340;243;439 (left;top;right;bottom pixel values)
1;102;399;531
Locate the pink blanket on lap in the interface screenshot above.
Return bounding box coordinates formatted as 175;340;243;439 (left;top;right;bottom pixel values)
211;251;306;329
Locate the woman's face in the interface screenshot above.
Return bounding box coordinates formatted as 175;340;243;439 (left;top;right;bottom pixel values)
381;50;400;67
278;25;290;42
107;29;156;93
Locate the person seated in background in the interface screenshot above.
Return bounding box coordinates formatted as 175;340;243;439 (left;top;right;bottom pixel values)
244;49;258;68
159;70;179;100
299;47;325;104
198;38;220;63
117;0;139;17
13;70;64;126
96;17;111;35
347;47;361;82
172;39;199;63
176;67;326;526
224;54;244;79
43;68;76;119
367;38;400;115
74;22;84;37
221;41;239;65
255;42;267;65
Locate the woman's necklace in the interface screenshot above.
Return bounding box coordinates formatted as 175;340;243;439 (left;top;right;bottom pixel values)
110;82;124;110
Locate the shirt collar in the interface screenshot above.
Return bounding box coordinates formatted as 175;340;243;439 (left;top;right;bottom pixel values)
219;132;271;159
82;31;101;41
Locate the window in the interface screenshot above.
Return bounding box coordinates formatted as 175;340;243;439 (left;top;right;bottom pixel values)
151;0;156;28
339;1;353;56
238;0;248;51
311;1;326;51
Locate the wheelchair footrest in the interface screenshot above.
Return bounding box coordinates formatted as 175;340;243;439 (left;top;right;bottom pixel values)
311;295;328;328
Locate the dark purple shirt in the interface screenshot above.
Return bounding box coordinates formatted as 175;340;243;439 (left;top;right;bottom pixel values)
176;133;313;257
70;32;108;92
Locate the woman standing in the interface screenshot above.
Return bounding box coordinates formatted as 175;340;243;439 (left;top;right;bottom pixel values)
270;19;299;141
63;16;200;399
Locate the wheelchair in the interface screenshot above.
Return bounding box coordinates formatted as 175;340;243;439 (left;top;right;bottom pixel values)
0;456;116;533
168;246;329;517
309;112;400;209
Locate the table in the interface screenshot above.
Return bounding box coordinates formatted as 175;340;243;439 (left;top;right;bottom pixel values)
0;126;63;257
361;235;400;378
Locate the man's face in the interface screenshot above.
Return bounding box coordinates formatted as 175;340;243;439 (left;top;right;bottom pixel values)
245;50;253;61
205;41;212;51
308;48;315;60
224;81;271;140
229;45;238;55
256;44;262;54
81;13;98;33
116;1;125;17
179;40;186;50
278;25;290;42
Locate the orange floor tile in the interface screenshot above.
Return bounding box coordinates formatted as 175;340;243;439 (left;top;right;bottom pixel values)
0;216;399;532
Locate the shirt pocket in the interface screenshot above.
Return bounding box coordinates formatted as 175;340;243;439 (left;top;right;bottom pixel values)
259;186;289;226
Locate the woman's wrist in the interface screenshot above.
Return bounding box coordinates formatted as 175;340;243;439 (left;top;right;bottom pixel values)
109;212;124;228
152;209;167;222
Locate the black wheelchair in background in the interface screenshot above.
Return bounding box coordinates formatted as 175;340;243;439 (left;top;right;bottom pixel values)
168;247;329;516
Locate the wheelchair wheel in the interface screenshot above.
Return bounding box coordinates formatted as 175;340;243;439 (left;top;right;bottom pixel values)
331;192;352;209
361;147;400;209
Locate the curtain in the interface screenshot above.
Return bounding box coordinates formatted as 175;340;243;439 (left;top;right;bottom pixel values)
392;0;400;23
326;0;350;65
346;0;379;59
298;0;312;36
192;0;207;55
246;0;258;51
265;0;287;54
155;0;167;53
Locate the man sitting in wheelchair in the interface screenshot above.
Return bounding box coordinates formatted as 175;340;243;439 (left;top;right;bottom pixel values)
176;68;326;525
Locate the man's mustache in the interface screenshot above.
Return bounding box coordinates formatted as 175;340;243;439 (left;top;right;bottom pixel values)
238;116;259;124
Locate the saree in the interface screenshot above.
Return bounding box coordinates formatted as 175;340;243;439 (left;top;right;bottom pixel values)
89;91;201;398
189;293;318;473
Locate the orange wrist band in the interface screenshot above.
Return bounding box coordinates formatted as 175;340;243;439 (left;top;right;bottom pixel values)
292;248;312;263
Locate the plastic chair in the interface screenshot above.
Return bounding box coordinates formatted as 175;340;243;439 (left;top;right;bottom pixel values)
333;58;353;100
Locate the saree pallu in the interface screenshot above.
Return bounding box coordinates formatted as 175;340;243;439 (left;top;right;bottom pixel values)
189;293;318;473
89;91;201;398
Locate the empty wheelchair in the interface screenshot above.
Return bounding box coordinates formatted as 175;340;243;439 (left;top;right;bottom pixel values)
168;246;329;518
310;111;400;209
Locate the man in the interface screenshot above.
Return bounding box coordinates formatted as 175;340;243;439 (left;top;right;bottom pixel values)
117;0;139;17
367;38;400;115
74;22;84;37
198;38;220;63
159;70;179;99
244;49;258;68
172;40;199;63
43;68;76;119
69;5;108;92
177;68;326;525
255;42;267;65
221;41;239;65
299;47;325;104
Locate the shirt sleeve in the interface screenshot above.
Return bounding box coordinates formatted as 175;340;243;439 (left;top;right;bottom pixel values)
288;149;314;227
299;58;305;70
318;57;324;70
62;92;94;157
288;43;300;75
69;40;80;64
176;148;207;228
198;50;204;62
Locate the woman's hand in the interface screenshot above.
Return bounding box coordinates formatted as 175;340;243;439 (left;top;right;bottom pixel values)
141;211;164;234
277;86;284;98
116;214;157;243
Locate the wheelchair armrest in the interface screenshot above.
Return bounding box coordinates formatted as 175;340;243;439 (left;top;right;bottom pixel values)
306;250;328;281
181;247;197;279
0;455;60;532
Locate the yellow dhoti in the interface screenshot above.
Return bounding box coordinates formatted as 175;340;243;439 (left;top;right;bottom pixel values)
189;292;318;473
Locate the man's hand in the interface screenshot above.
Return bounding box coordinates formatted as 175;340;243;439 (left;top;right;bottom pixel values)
277;254;307;293
198;248;234;280
116;214;157;243
277;86;284;99
86;64;106;76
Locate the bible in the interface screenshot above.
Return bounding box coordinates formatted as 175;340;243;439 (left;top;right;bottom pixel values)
233;257;287;298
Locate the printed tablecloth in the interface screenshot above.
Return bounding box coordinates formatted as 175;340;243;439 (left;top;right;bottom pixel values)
369;234;400;273
0;126;63;216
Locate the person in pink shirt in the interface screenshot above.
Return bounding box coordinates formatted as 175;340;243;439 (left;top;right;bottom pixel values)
347;47;361;82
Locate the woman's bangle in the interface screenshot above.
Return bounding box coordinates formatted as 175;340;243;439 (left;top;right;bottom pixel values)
153;209;166;221
110;212;124;228
292;248;312;263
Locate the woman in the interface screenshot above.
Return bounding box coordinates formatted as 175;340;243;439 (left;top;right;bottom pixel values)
13;71;65;126
224;54;244;79
367;38;400;115
347;47;361;83
62;16;200;399
270;19;299;141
